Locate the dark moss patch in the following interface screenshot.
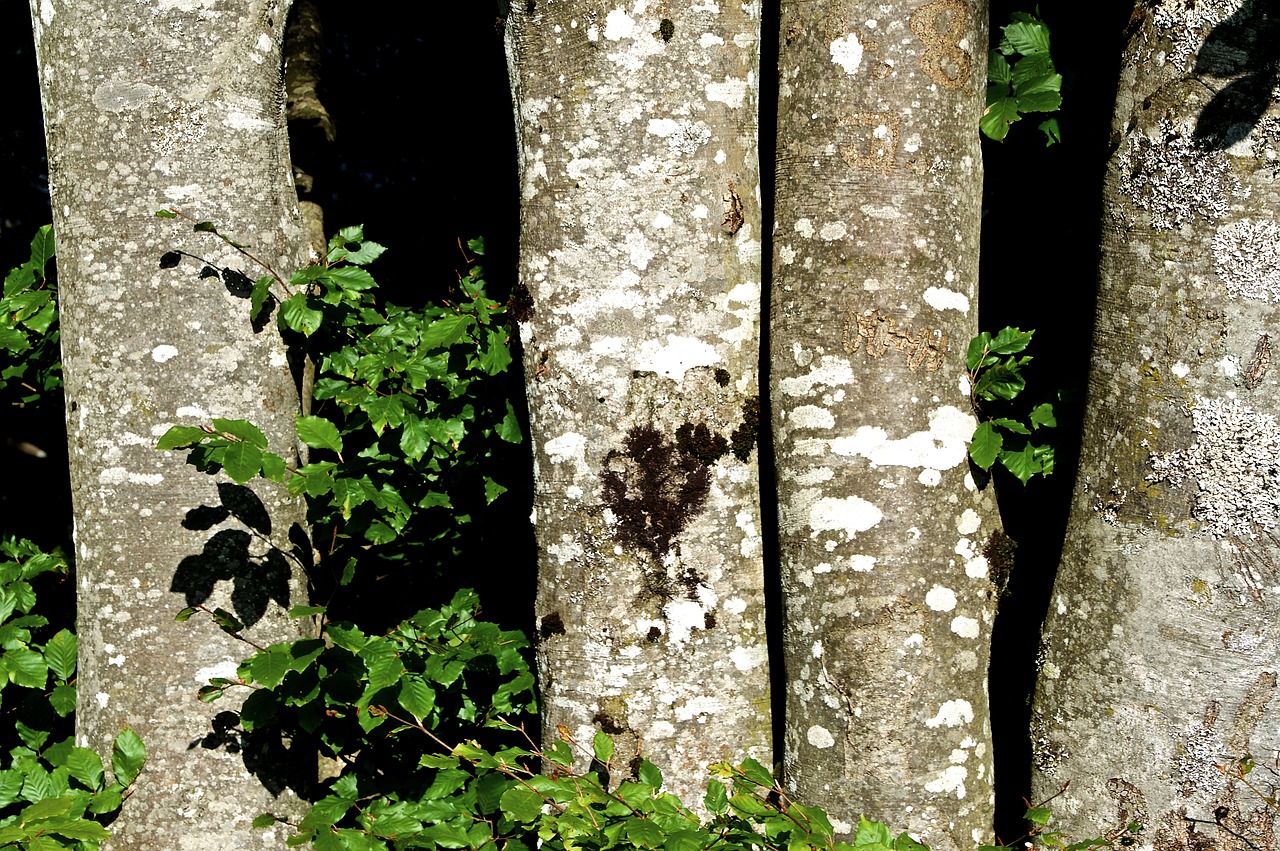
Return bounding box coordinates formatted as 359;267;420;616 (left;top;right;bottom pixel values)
676;421;729;465
645;626;662;644
600;425;710;559
659;18;675;41
714;368;731;387
730;395;760;462
593;698;628;734
539;611;566;639
703;611;717;630
509;282;534;323
983;530;1017;597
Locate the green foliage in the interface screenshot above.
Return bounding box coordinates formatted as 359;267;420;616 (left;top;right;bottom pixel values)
0;538;143;850
983;11;1062;145
966;328;1058;484
0;227;60;406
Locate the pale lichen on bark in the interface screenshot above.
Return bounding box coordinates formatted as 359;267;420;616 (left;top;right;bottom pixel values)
505;1;770;802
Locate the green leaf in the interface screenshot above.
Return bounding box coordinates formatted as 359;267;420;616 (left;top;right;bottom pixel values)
193;221;219;233
999;442;1042;485
219;439;264;484
421;314;474;349
20;795;74;821
637;759;663;790
592;729;615;764
48;683;76;717
175;606;199;622
968;421;1002;470
704;778;728;814
499;785;544;823
987;326;1034;355
212;418;268;448
624;818;666;848
496;402;522;443
296;415;344;455
1029;402;1057;429
253;813;281;829
398;676;436;723
5;646;47;688
154;209;178;218
737;757;774;787
1001;19;1051;55
156;426;210;451
289;605;327;618
1026;806;1052;826
1040;117;1062;146
111;727;145;786
65;748;104;790
981;96;1021;142
280;293;324;336
250;275;275;321
43;629;77;681
990;417;1030;436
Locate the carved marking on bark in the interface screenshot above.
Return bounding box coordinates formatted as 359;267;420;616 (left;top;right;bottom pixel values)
838;111;902;172
909;0;972;90
1246;335;1272;391
842;306;948;372
721;183;745;235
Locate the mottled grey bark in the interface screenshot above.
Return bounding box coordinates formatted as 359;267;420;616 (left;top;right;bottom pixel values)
770;2;996;847
503;2;771;801
31;1;311;847
1031;4;1280;848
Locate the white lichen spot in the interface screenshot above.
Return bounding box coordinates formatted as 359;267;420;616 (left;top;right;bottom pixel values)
809;496;883;538
1171;360;1191;378
807;725;836;748
1212;218;1280;301
544;432;586;465
635;335;720;379
819;222;848;240
925;586;957;612
175;405;209;420
95;693;109;709
705;76;748;108
151;344;179;363
830;32;864;74
1152;0;1242;70
794;218;815;238
904;633;924;647
1147;398;1280;538
965;555;989;580
850;555;876;572
663;599;706;646
779;355;854;396
603;8;635;40
789;405;836;429
729;645;768;672
1041;661;1061;680
699;32;725;48
951;616;980;638
1217;355;1241;377
918;469;941;487
98;468;164;486
924;765;968;798
829;405;974;471
92;76;157;112
780;245;796;265
651;212;673;229
926;699;974;728
956;508;981;535
923;286;970;313
723;596;747;614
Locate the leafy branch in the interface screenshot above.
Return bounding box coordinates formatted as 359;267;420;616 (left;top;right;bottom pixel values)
982;10;1063;145
966;327;1058;484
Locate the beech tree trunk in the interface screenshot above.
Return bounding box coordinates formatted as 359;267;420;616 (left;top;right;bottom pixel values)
31;2;310;847
503;2;771;800
1031;4;1280;847
770;2;997;847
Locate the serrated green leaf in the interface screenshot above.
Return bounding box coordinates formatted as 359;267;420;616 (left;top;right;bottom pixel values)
253;813;281;829
65;748;104;791
1026;806;1052;826
592;729;615;764
48;684;76;717
398;676;436;723
999;442;1042;485
5;646;47;688
42;629;77;682
969;421;1002;470
296;415;344;455
280;293;324;336
156;426;211;451
1029;403;1057;429
637;759;663;790
219;440;264;484
1001;19;1052;56
421;314;474;349
111;727;145;786
211;417;268;448
990;417;1031;436
988;326;1034;355
499;785;544;823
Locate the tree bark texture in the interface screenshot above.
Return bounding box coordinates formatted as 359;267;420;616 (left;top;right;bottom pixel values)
504;1;771;801
1030;4;1280;848
31;1;311;846
770;2;996;846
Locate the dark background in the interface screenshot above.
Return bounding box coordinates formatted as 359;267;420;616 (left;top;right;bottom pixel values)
1;2;1132;840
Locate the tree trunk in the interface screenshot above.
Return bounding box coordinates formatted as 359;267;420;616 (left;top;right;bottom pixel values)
503;2;771;801
1030;5;1280;847
31;2;311;847
770;2;996;847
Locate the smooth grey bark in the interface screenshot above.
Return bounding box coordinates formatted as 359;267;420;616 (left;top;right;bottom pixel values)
31;1;311;847
770;2;997;847
1030;4;1280;848
504;2;771;802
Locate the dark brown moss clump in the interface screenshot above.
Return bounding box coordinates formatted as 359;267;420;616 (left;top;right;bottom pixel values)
730;395;760;462
676;421;729;465
601;425;710;559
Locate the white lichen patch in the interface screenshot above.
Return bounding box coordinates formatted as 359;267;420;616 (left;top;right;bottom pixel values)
603;8;636;40
808;496;883;538
1152;0;1244;71
634;335;721;378
925;585;957;611
1118;120;1245;230
1212;218;1280;301
956;508;981;535
544;432;587;465
850;555;877;572
924;765;968;798
829;406;974;471
923;286;970;313
706;76;749;108
1147;398;1280;538
151;344;179;363
779;356;855;396
830;32;864;75
729;645;767;672
807;724;836;748
819;222;848;240
951;616;980;638
98;468;164;486
789;405;836;429
663;599;706;646
925;699;974;728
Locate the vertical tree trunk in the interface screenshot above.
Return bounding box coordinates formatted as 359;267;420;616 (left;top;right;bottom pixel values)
770;2;996;847
1031;5;1280;847
504;2;771;800
31;2;310;847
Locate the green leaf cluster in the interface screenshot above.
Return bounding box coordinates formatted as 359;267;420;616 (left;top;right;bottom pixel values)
0;538;142;850
982;11;1062;145
0;227;60;405
966;328;1058;484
